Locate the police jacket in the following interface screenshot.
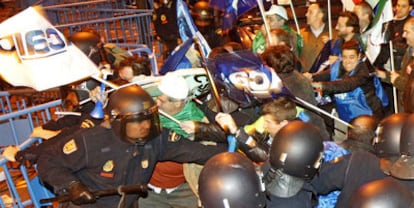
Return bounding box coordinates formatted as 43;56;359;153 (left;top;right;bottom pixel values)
37;125;227;207
311;151;386;208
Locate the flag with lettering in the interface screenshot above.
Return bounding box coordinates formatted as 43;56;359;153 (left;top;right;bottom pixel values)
0;6;99;91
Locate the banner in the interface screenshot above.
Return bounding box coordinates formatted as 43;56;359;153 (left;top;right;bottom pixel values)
210;0;257;32
176;0;211;57
0;6;99;91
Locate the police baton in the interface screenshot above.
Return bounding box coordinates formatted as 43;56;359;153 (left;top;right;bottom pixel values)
39;184;148;204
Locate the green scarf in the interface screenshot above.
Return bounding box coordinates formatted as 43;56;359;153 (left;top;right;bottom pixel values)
160;101;205;137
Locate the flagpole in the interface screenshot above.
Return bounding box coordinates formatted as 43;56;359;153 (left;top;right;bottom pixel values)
389;41;398;113
257;0;274;45
194;37;224;112
294;96;354;128
327;0;332;40
289;1;301;35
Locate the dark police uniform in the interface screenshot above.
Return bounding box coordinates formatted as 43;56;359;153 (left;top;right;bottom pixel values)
37;125;227;207
153;0;180;56
311;151;387;208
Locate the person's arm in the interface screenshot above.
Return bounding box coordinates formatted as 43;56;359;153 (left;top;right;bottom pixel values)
37;130;88;193
159;129;228;164
215;113;269;162
180;121;227;143
319;63;369;95
310;154;351;195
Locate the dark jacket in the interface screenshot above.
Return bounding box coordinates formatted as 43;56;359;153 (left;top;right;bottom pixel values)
37;125;227;207
311;151;386;208
313;61;384;120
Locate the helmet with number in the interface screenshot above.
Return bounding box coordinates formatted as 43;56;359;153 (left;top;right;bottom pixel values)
68;31;101;55
191;1;214;28
348;178;414;208
373;113;410;174
106;85;160;144
390;114;414;179
269;121;324;180
198;152;266;208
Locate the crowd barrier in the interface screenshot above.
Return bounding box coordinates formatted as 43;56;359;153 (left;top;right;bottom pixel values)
119;43;159;75
44;6;154;48
0;100;63;207
0;88;61;115
17;0;126;10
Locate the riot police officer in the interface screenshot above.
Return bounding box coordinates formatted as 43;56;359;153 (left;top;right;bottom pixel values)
37;85;227;207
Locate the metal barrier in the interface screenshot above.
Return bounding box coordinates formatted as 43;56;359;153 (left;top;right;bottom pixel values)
44;7;154;48
0;88;61;115
117;43;159;75
17;0;126;10
0;100;62;207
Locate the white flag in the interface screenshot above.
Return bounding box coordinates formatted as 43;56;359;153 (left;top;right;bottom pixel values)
0;6;99;91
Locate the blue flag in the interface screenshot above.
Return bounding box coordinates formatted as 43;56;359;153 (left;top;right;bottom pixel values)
159;38;194;75
176;0;211;57
208;50;286;107
309;40;333;74
210;0;257;32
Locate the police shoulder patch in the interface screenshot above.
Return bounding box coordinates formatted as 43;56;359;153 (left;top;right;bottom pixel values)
63;139;78;155
168;131;181;142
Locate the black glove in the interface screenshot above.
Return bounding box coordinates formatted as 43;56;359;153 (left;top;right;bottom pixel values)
15;149;38;167
68;181;96;205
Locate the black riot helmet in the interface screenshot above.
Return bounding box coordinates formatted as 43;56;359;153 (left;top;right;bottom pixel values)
68;31;101;57
106;85;160;144
373;113;410;174
348;178;414;208
389;114;414;179
191;1;214;28
269;121;324;180
198;152;266;208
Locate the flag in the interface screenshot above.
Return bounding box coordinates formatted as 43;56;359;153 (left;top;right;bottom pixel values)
210;0;257;32
208;50;285;106
0;6;99;91
176;0;211;57
363;0;393;63
159;38;194;75
309;40;334;73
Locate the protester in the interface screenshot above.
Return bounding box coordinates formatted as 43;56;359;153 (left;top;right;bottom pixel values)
375;0;414;115
252;5;301;55
139;73;207;208
299;1;334;72
340;115;379;153
308;40;385;122
116;55;152;83
261;45;330;140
